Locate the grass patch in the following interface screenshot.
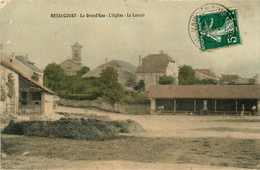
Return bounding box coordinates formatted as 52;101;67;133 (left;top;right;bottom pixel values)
2;118;144;141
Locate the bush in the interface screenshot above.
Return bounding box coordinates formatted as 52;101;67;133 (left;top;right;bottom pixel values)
3;118;144;140
120;92;150;104
109;119;144;133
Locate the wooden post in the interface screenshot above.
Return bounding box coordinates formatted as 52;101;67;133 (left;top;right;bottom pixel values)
194;100;196;112
214;99;217;112
236;100;238;114
174;99;176;113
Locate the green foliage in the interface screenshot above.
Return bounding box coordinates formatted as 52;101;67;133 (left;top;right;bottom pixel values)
76;66;90;76
99;67;124;101
134;80;145;92
43;63;66;91
6;73;14;98
1;86;6;101
178;65;197;85
120;92;150;104
43;63;149;104
158;75;175;85
197;79;217;85
31;73;39;82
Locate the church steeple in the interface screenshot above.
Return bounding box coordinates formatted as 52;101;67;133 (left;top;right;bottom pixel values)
71;42;82;65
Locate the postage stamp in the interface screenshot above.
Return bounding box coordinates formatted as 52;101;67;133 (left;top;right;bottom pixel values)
196;9;241;51
188;3;241;51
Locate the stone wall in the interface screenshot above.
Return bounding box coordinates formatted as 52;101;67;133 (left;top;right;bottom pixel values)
58;98;150;115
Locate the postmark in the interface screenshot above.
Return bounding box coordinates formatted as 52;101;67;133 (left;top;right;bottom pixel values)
188;3;241;51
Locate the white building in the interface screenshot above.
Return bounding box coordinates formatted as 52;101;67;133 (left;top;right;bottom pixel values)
136;52;178;91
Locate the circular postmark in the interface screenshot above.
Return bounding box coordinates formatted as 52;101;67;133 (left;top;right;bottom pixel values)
188;3;239;51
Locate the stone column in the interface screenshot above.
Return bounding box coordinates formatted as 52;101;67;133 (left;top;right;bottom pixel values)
150;98;156;114
174;99;176;113
194;100;196;112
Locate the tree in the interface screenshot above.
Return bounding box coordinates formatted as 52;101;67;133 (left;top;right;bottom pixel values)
76;66;90;77
1;86;6;101
99;67;124;101
31;73;39;82
6;73;14;98
158;75;175;85
43;63;66;91
178;65;197;85
134;80;145;92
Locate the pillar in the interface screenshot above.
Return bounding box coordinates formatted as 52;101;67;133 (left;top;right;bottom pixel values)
236;100;238;112
174;99;176;113
214;99;217;112
151;99;156;114
194;100;196;112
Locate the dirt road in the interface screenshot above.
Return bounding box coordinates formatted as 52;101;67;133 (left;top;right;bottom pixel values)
1;107;260;169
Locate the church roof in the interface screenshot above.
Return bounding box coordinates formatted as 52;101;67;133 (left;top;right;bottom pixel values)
71;42;82;48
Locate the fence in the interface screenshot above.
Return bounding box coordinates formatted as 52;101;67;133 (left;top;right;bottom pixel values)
58;98;151;115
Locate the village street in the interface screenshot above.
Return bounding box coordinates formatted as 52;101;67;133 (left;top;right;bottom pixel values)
2;106;260;169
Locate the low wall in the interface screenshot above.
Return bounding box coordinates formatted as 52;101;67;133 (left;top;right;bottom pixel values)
58;98;150;115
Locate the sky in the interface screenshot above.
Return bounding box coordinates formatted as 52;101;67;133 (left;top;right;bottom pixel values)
0;0;260;78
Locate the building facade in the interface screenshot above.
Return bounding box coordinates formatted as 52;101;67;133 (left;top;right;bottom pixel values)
136;52;178;91
1;52;55;115
59;42;83;76
83;59;137;89
194;69;219;83
149;85;260;115
15;54;44;85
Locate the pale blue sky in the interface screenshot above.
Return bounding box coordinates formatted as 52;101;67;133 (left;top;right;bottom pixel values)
1;0;259;77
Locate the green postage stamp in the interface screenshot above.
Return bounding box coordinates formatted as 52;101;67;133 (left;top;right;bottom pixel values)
196;9;241;51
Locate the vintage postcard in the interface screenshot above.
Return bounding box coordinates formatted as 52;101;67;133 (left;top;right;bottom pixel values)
1;0;260;169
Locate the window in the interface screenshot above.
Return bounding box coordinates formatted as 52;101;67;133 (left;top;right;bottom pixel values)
21;92;27;100
31;92;41;100
74;50;78;58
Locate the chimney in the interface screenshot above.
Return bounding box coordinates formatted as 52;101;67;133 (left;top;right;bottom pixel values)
11;52;15;57
159;51;164;54
139;55;142;66
105;58;108;63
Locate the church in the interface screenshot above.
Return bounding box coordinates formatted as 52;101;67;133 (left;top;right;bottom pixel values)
59;42;83;76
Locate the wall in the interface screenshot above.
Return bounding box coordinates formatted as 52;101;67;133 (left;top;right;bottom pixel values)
137;73;165;91
0;65;19;114
58;98;150;115
166;62;179;84
59;60;82;76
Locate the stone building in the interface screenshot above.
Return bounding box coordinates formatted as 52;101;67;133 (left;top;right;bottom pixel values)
194;69;219;83
149;85;260;115
15;54;44;85
59;42;83;76
219;74;240;84
1;52;55;115
83;60;137;89
136;52;178;91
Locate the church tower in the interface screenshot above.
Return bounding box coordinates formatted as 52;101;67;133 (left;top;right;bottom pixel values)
71;42;82;65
